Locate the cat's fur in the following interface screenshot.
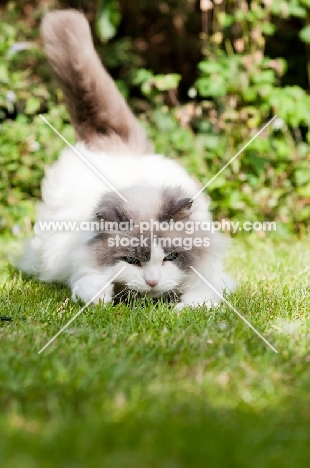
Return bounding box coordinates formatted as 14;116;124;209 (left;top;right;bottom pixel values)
18;9;235;307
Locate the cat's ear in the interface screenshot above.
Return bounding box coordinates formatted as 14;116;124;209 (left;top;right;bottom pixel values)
161;198;193;221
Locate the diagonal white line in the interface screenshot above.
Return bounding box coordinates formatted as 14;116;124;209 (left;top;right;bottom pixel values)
192;115;278;200
190;266;278;353
297;266;310;277
39;114;128;202
38;266;127;354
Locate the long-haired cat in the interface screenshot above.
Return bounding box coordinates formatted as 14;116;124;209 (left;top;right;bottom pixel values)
18;9;235;308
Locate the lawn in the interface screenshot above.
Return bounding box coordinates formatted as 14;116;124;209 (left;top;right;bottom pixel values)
0;233;309;467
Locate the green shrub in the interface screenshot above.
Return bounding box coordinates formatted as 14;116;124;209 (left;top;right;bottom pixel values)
0;7;74;232
132;0;310;233
1;0;309;235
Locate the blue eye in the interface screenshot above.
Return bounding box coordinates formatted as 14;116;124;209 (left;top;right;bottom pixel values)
163;252;178;261
123;256;141;266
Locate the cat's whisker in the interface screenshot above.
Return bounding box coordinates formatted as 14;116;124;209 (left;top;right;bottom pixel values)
170;289;179;302
112;285;130;300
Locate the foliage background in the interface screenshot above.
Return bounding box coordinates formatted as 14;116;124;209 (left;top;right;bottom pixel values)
0;0;310;235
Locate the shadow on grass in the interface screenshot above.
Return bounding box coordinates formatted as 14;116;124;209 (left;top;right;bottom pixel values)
0;393;309;468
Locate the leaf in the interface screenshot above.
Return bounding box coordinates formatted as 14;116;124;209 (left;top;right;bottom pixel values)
247;153;267;175
228;191;246;210
171;128;194;151
299;25;310;44
96;0;121;42
261;22;276;35
153;74;181;91
207;175;226;189
296;184;310;197
25;97;41;115
218;12;234;28
242;87;257;102
288;4;307;18
133;69;154;85
198;61;220;74
196;76;227;97
294;165;310;186
197;134;221;150
0;63;9;83
153;109;177;132
252;70;275;85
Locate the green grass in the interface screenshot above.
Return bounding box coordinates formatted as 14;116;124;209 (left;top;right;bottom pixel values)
0;234;309;468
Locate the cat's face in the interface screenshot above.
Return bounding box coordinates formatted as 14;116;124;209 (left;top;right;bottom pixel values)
89;227;204;298
88;186;211;298
115;242;187;298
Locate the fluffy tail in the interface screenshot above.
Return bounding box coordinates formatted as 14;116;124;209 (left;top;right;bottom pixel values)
41;10;152;154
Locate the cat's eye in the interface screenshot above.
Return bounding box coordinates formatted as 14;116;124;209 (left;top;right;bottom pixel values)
122;256;141;266
163;252;179;261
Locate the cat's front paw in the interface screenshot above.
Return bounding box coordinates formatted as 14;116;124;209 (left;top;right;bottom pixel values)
71;275;113;304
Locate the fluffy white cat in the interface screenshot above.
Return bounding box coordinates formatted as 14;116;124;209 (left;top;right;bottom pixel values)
18;10;235;308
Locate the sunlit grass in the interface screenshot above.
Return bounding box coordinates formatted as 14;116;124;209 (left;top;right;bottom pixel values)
0;234;309;467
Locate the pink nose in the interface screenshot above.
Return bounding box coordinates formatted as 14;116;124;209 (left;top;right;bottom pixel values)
145;279;158;288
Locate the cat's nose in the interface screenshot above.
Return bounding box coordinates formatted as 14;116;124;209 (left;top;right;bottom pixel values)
145;279;158;288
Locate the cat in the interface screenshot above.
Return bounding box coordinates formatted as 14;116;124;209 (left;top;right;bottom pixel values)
18;9;235;308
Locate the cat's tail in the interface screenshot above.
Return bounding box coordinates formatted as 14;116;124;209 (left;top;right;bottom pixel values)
41;10;152;154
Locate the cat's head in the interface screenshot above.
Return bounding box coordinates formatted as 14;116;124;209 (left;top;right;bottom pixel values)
88;186;213;298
